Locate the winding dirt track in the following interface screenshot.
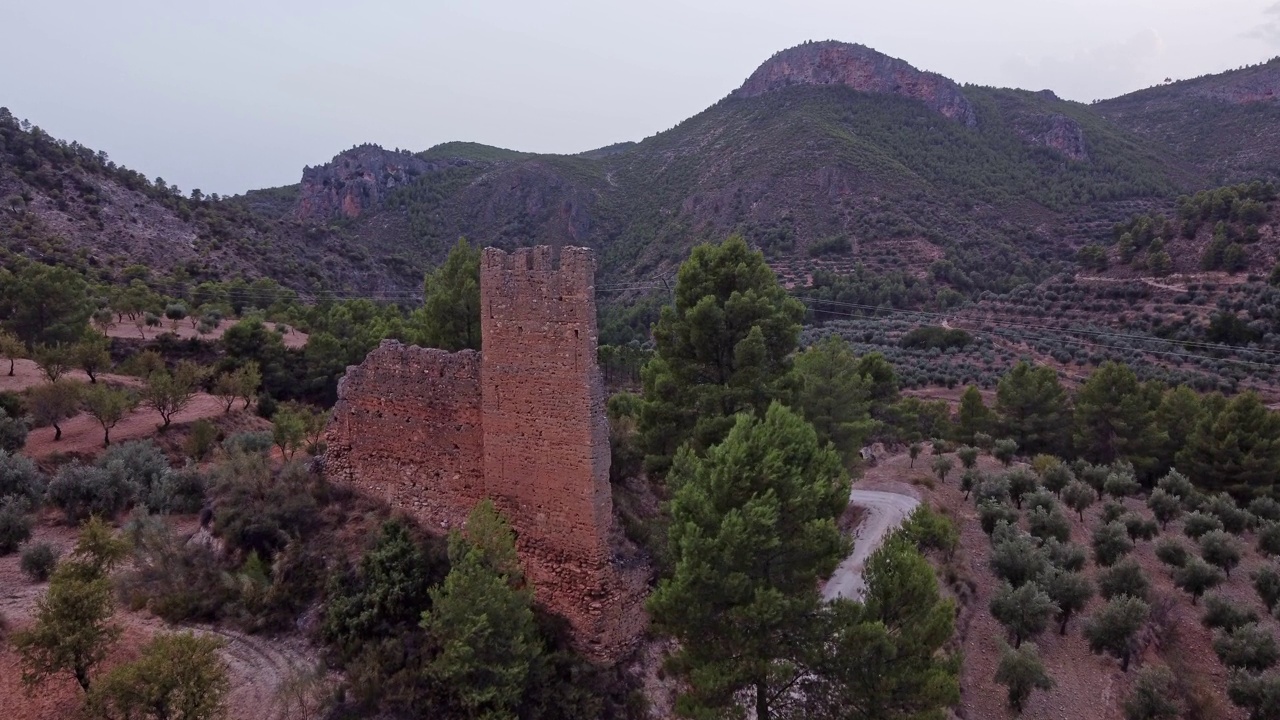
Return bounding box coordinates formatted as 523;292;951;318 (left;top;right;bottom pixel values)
822;489;920;601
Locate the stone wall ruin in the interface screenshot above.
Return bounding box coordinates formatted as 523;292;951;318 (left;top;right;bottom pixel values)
324;245;647;663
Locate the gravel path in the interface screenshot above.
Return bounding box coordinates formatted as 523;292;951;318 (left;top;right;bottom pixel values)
822;489;919;601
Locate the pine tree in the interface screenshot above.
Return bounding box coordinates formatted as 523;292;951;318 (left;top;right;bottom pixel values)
956;385;993;444
996;361;1071;457
1073;363;1165;477
806;536;959;720
419;505;544;720
407;237;481;351
1177;392;1280;497
791;336;875;465
639;236;804;475
648;402;848;720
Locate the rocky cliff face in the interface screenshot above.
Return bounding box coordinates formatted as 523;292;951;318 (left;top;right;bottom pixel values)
1014;113;1089;161
296;145;466;221
733;41;978;126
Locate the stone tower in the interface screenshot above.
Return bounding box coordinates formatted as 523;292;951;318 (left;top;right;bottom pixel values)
324;245;647;663
479;245;640;661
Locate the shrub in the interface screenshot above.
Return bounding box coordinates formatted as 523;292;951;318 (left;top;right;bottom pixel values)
1121;512;1159;542
1104;472;1141;499
47;463;132;523
897;506;959;557
1093;521;1134;567
1202;593;1260;632
1156;469;1194;501
1183;511;1224;540
1097;558;1150;601
979;501;1020;536
0;450;44;505
1123;664;1181;720
148;466;208;515
97;441;170;511
1254;565;1280;612
222;431;272;455
1154;537;1189;568
1200;530;1244;577
20;542;59;581
1214;623;1279;672
1205;493;1250;534
185;420;218;461
118;514;235;623
0;498;32;554
1174;558;1223;605
1028;506;1072;543
212;454;320;559
956;446;980;470
1251;497;1280;523
0;408;28;453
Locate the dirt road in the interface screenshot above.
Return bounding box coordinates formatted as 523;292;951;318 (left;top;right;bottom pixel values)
822;489;919;602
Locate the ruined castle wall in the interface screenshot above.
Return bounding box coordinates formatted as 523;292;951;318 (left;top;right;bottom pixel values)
324;343;484;532
324;246;648;664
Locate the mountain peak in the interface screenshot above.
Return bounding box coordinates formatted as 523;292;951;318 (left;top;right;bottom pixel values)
732;40;977;126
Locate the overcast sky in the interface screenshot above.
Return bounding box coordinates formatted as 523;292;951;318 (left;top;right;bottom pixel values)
4;0;1279;196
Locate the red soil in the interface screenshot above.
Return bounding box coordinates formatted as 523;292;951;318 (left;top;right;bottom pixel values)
0;522;323;720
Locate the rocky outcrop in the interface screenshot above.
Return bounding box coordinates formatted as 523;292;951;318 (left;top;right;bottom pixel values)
1014;113;1089;161
733;40;978;126
296;145;464;221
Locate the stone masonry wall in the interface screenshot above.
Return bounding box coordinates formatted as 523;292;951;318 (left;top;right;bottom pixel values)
324;344;485;531
479;246;646;662
324;245;647;663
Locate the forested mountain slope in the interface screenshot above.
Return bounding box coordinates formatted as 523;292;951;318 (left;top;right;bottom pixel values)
1097;56;1280;185
5;41;1280;299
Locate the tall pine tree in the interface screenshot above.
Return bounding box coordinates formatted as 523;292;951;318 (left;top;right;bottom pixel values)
648;402;849;720
639;235;804;474
1176;391;1280;496
996;361;1071;457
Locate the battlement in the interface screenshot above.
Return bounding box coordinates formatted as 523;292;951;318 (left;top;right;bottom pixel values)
324;246;647;663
